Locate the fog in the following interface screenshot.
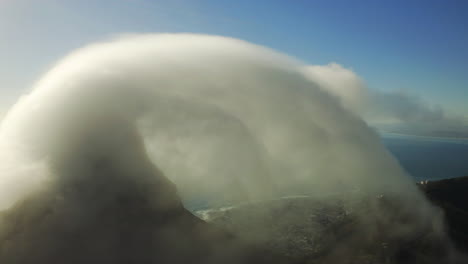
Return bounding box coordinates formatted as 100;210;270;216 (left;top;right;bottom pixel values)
304;63;467;138
0;34;461;263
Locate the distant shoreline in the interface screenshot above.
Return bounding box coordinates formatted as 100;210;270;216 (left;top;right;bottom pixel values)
379;132;468;143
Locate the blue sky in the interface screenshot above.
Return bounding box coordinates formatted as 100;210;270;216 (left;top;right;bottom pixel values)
1;0;467;118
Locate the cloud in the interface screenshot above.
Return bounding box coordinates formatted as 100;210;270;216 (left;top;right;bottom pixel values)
301;63;369;114
0;34;456;262
303;63;468;138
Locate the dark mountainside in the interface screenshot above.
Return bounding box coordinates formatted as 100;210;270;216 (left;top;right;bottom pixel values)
0;167;467;264
0;162;285;264
0;130;286;264
201;177;468;264
418;176;468;254
203;181;468;264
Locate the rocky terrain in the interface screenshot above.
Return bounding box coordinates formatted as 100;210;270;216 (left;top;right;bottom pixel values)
1;173;467;264
200;177;468;264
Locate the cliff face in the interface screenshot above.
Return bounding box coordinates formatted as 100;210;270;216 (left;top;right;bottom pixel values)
0;188;207;264
0;147;284;264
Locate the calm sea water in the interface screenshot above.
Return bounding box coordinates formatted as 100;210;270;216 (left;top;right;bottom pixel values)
381;133;468;181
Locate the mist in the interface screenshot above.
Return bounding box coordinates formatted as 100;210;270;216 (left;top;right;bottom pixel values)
303;63;467;138
0;34;461;263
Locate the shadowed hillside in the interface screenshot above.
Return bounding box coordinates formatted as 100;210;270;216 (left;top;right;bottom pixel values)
419;176;468;253
0;133;285;264
1;169;468;263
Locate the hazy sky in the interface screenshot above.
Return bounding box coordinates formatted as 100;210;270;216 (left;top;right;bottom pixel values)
1;0;467;119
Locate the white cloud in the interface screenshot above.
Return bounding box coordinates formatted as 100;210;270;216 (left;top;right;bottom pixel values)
303;63;468;138
0;34;449;261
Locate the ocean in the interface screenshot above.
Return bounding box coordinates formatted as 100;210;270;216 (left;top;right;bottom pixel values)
381;133;468;181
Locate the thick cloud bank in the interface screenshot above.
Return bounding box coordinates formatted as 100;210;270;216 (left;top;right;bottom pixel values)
0;34;423;207
0;34;461;263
